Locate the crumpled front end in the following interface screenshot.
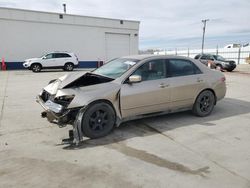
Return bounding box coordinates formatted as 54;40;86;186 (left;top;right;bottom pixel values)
36;86;81;127
36;72;121;145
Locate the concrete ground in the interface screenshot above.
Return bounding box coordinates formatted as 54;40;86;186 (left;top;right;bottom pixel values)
0;69;250;188
235;63;250;74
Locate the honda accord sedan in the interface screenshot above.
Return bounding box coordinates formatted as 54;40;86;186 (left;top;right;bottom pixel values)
36;55;226;144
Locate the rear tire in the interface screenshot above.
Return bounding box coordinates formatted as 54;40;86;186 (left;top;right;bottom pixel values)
64;63;74;71
31;64;42;72
81;102;115;139
192;90;215;117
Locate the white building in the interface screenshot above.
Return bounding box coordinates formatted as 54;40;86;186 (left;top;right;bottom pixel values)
0;7;140;69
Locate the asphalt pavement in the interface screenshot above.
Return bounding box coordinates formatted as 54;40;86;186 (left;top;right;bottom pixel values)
0;69;250;188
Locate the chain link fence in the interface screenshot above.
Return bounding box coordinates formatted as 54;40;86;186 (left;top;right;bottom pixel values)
155;46;250;64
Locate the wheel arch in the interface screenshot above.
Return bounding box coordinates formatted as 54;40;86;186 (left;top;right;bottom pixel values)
85;99;117;118
31;62;42;68
64;62;74;66
196;88;217;105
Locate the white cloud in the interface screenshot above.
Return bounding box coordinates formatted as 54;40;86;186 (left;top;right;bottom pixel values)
0;0;249;49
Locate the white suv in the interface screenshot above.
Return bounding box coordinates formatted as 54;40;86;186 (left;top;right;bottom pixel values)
23;52;79;72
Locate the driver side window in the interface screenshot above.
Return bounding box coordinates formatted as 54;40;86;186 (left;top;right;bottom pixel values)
45;54;53;59
132;59;166;81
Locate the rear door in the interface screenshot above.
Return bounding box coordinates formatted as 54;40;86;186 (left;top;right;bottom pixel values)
166;59;206;110
54;53;72;67
120;59;171;118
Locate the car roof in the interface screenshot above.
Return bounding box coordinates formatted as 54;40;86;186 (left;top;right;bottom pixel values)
121;54;194;61
197;53;215;56
48;51;74;54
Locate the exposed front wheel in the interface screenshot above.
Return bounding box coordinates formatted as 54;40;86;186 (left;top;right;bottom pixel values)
81;102;115;139
193;90;215;117
31;64;42;72
64;63;74;71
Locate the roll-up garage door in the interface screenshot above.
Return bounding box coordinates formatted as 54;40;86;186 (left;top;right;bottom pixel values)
105;33;130;61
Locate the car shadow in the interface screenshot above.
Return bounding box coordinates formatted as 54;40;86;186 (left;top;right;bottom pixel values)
38;69;92;73
62;97;250;150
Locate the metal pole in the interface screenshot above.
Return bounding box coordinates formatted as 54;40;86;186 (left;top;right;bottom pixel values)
201;19;209;54
63;4;66;14
237;45;241;65
216;45;218;55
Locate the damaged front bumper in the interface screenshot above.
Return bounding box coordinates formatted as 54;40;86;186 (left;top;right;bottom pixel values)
36;95;75;127
36;95;86;145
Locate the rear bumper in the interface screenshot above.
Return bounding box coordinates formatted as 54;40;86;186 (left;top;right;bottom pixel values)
214;84;226;101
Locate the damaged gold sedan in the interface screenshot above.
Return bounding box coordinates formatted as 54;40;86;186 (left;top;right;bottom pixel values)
36;55;226;144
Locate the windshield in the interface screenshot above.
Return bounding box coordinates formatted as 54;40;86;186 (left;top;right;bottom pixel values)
93;58;139;79
215;55;225;61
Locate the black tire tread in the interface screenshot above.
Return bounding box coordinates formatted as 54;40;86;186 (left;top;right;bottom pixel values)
192;90;215;117
81;102;115;139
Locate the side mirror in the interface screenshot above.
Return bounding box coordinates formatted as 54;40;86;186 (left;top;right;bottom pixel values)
129;75;142;83
42;56;46;59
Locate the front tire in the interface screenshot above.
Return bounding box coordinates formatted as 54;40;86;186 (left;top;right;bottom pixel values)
193;90;215;117
31;64;42;72
81;102;115;139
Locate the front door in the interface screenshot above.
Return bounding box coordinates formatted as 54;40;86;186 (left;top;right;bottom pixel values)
41;53;56;67
120;59;171;118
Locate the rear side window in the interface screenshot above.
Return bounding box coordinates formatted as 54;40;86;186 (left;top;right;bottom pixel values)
207;55;215;60
54;53;71;58
200;55;208;60
167;59;202;77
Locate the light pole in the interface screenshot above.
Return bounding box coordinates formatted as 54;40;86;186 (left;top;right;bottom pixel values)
63;3;66;14
201;19;209;54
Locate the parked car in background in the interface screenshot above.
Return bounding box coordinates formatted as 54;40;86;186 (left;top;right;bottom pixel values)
36;55;226;144
194;54;236;72
23;52;79;72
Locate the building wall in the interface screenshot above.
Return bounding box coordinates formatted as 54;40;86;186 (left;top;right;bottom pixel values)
0;7;139;69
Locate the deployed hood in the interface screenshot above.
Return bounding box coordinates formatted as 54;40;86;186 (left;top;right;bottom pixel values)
43;72;120;108
44;72;115;95
57;71;88;88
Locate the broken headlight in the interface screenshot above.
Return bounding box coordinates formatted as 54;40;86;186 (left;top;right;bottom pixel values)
54;95;75;107
44;100;64;113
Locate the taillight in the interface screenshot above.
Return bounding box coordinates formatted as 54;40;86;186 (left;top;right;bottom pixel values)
221;77;226;82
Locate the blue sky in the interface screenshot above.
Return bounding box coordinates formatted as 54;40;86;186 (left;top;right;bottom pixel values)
0;0;249;50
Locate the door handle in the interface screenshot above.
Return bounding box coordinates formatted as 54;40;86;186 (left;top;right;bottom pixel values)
159;83;169;88
197;78;203;82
